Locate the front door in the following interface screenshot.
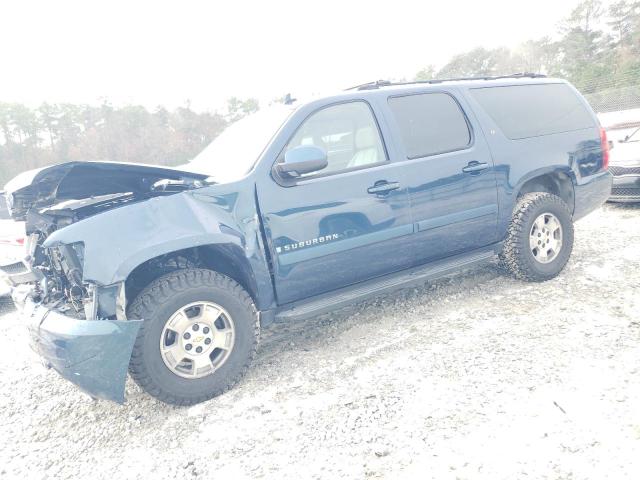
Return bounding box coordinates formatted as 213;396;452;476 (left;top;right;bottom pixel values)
256;100;414;305
382;90;499;265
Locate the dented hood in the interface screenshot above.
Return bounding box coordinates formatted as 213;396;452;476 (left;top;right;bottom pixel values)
4;161;209;220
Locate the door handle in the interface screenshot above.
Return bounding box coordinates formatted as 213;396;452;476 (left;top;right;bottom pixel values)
462;161;489;174
367;181;400;195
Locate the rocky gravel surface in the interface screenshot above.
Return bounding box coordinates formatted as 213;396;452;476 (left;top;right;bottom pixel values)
0;203;639;479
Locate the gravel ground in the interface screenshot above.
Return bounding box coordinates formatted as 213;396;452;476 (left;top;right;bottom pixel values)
0;203;639;480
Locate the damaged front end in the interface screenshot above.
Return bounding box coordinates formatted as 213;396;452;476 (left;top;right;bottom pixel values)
2;161;209;403
4;227;143;404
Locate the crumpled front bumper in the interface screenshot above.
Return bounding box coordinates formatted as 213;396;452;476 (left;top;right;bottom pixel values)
11;287;142;403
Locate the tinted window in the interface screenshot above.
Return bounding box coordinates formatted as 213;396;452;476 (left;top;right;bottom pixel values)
284;101;386;177
387;93;471;159
471;83;595;140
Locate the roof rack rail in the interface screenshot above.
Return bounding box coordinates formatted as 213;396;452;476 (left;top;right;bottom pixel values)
346;79;393;91
346;73;547;91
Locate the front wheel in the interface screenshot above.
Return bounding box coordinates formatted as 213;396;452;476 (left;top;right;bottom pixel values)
500;192;574;282
127;269;259;405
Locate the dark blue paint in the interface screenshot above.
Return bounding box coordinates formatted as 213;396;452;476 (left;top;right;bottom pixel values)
24;299;142;403
277;223;414;266
257;160;415;304
416;204;498;231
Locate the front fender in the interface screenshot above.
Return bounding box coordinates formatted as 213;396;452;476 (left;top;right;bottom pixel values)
44;190;247;285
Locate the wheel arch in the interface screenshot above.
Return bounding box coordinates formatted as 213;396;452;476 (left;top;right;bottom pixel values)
514;170;575;214
125;243;260;310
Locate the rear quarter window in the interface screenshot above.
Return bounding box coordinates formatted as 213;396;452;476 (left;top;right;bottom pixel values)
387;93;471;159
470;83;595;140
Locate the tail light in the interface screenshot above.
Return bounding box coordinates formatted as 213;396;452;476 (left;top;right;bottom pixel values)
600;127;610;170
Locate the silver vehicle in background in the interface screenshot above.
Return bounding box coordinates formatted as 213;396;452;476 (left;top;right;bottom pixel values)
609;127;640;202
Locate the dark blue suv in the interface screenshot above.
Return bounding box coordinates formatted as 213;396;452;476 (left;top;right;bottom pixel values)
2;74;612;405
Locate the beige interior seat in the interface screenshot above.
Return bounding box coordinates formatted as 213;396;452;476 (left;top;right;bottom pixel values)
348;127;381;168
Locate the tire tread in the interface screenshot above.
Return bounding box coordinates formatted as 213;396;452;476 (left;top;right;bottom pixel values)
499;192;573;282
127;268;259;406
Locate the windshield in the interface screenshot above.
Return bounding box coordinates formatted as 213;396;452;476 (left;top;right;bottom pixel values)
185;105;295;182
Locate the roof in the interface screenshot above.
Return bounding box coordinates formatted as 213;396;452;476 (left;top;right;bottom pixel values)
288;73;569;112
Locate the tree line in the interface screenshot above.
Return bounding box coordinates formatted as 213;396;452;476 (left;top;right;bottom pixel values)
0;98;259;186
415;0;640;98
2;0;639;186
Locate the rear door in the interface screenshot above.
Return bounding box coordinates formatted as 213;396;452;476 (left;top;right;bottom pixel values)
256;100;415;305
382;90;499;265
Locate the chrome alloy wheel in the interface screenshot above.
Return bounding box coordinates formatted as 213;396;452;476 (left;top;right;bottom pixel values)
529;212;563;264
160;301;235;379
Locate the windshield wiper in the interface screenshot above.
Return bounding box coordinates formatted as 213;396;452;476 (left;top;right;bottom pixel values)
621;127;640;143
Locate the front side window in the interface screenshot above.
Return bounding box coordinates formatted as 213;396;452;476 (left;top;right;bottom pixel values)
283;101;387;177
388;92;471;159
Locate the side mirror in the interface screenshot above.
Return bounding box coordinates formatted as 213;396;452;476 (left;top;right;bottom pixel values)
275;145;328;178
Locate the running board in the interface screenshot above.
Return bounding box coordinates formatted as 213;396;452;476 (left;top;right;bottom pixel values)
274;246;498;322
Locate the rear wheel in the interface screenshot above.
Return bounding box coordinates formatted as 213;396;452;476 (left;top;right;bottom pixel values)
500;192;574;282
127;268;259;405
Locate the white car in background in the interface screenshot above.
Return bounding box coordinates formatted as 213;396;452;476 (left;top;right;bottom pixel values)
0;194;26;298
608;126;640;202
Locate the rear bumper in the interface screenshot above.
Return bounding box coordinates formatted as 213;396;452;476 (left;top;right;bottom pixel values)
573;171;613;220
608;173;640;203
11;286;142;403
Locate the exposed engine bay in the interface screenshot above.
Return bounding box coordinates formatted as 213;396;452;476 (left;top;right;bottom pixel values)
2;161;210;319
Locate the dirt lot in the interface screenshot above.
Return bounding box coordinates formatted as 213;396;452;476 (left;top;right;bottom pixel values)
0;203;639;480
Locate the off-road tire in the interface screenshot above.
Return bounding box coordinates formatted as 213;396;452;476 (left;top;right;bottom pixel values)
127;268;259;405
500;192;574;282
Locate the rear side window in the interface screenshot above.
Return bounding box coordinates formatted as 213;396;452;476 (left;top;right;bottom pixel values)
470;83;595;140
387;93;471;159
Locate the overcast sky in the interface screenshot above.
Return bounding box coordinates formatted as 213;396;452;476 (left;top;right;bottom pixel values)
0;0;577;112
